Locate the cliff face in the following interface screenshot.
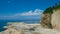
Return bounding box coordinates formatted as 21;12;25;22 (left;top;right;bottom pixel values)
40;3;60;30
40;14;52;29
51;10;60;31
40;9;60;30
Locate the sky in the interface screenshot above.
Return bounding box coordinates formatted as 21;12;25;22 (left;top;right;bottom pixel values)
0;0;60;20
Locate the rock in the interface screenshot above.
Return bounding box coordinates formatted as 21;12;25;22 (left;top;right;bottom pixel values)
1;22;60;34
0;23;41;34
40;9;60;31
40;14;52;29
40;9;60;30
34;27;60;34
0;28;22;34
51;10;60;31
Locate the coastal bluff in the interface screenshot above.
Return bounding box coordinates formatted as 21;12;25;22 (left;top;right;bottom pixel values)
40;9;60;31
51;10;60;31
40;4;60;30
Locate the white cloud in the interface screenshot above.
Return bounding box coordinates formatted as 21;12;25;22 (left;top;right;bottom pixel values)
0;9;43;19
20;10;33;16
19;9;43;16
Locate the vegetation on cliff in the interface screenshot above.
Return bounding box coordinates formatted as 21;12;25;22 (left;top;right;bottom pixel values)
43;3;60;14
41;3;60;29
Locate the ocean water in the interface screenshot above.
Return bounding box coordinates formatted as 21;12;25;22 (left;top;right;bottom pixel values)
0;20;40;31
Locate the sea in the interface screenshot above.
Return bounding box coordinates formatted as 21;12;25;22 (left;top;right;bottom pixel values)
0;19;40;31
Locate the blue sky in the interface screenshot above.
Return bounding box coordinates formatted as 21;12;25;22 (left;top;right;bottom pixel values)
0;0;60;20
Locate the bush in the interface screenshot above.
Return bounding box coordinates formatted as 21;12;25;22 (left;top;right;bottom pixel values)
43;3;60;14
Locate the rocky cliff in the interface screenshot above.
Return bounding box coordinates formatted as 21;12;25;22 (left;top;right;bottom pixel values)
51;10;60;31
40;9;60;30
40;14;52;29
40;3;60;30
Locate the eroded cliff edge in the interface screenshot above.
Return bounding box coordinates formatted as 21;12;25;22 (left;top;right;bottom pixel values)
51;10;60;31
40;3;60;30
40;13;52;29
